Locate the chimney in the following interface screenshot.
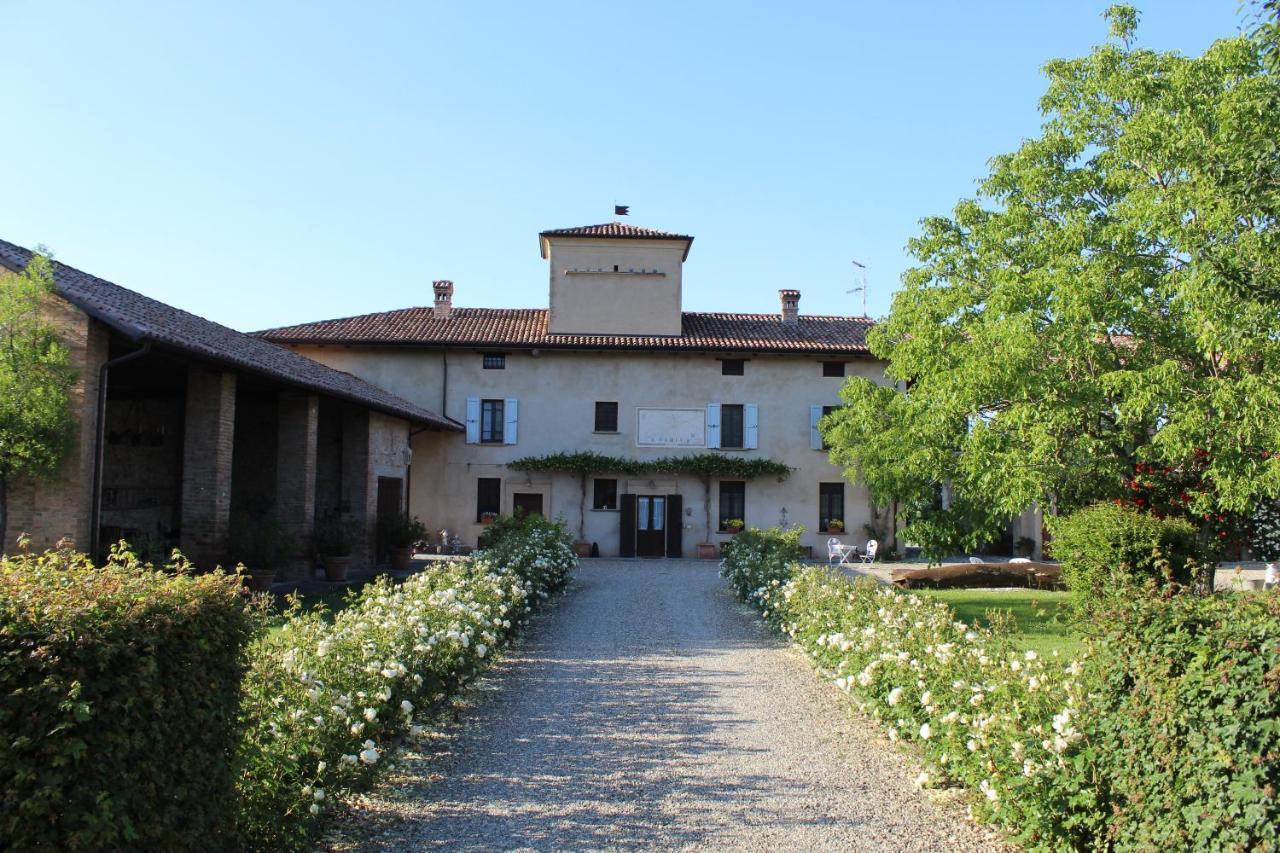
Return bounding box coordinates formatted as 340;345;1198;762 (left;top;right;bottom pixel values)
432;280;454;320
779;289;800;325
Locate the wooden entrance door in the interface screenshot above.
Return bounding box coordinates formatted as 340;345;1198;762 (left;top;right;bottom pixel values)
635;495;666;557
512;492;544;518
375;477;403;563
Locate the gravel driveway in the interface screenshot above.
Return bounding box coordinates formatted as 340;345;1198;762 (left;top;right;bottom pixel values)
322;559;1008;852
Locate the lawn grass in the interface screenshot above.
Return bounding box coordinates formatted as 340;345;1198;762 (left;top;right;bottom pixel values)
920;588;1082;658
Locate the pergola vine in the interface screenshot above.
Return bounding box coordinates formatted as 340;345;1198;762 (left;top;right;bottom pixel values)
508;451;793;542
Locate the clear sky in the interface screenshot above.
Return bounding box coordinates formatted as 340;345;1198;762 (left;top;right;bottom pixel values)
1;1;1247;332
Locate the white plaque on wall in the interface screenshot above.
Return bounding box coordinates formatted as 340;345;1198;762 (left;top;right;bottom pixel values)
636;408;706;448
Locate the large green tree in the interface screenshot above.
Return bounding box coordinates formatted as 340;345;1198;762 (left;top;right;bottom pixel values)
825;6;1280;558
0;253;76;544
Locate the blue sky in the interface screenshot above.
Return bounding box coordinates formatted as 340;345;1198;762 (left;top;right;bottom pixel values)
1;1;1246;331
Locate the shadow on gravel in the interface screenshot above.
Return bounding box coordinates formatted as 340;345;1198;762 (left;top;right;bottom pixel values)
326;560;881;851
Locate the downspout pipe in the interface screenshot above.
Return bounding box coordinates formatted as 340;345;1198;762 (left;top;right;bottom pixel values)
90;342;152;558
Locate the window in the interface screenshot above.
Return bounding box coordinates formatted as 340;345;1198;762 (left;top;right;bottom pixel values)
594;401;619;433
819;482;845;531
719;481;746;531
593;478;618;510
482;353;506;370
721;358;744;376
822;361;846;377
480;399;504;443
476;477;501;521
821;405;837;451
720;404;744;449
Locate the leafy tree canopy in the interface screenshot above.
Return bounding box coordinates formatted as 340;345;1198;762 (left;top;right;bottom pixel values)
0;252;76;539
824;6;1280;556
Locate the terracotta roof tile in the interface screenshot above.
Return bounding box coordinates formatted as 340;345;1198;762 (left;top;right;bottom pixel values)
538;222;695;260
257;306;873;355
0;239;460;430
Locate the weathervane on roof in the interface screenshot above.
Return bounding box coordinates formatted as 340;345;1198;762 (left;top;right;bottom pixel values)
848;260;868;317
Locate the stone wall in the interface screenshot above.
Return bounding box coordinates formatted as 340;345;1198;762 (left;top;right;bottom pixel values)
180;367;236;569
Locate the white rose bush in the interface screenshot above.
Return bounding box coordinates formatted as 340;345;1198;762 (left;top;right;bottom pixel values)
236;514;575;850
721;526;1280;850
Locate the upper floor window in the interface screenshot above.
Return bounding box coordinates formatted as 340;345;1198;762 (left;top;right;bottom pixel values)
594;401;619;433
480;398;505;443
721;358;745;376
822;361;846;377
483;353;506;370
720;404;745;449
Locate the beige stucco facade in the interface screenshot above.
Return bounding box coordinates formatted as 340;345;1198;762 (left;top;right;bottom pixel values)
289;343;895;556
544;236;687;336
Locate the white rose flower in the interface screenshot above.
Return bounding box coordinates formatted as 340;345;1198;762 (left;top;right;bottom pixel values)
887;687;903;707
919;723;932;740
363;707;378;722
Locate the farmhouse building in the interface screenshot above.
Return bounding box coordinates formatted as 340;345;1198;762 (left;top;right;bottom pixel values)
0;238;460;571
258;223;898;557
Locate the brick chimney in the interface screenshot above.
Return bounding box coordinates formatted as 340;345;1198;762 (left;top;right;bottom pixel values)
432;280;454;320
779;289;800;325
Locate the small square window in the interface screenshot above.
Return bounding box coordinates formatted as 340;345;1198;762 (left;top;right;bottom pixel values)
483;353;506;370
721;359;744;376
594;401;619;433
593;478;618;510
822;361;846;377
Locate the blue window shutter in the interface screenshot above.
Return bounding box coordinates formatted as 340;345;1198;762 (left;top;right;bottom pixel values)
810;405;824;450
744;403;759;449
504;398;518;444
466;397;480;444
706;403;721;449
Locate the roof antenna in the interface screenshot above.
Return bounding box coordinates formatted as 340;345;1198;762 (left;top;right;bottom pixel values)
848;260;868;317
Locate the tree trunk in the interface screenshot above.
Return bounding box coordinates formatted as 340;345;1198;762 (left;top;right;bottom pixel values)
0;473;6;554
703;474;712;542
578;472;588;540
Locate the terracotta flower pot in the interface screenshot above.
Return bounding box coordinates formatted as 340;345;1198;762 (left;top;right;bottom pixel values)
324;555;352;582
390;547;413;570
574;541;591;558
697;543;718;560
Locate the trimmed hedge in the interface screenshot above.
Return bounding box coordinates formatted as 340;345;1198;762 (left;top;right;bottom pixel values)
1047;503;1202;613
0;542;257;852
235;515;576;850
722;527;1280;851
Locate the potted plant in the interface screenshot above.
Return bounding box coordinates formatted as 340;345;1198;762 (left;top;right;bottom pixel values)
313;511;361;582
574;540;592;558
379;514;428;570
825;518;845;535
722;518;745;534
696;542;718;559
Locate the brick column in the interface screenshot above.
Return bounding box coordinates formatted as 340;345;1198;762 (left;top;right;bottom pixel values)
340;407;375;569
181;368;236;569
276;392;318;578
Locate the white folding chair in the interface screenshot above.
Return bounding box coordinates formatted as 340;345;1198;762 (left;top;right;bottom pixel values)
859;539;878;564
828;537;856;567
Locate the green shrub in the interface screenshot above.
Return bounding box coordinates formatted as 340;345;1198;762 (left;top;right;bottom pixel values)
235;518;576;850
1048;503;1202;614
376;513;428;549
475;513;576;595
0;541;258;852
726;543;1280;851
1076;588;1280;850
719;525;805;602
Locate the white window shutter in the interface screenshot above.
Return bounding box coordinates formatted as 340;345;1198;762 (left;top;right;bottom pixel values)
706;403;721;449
504;398;519;444
465;397;480;444
744;403;759;449
810;405;824;450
